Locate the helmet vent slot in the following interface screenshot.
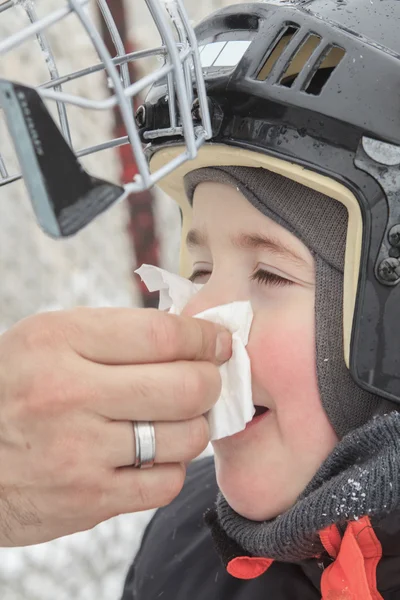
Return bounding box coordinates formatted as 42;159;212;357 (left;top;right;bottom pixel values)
256;25;300;81
303;46;346;95
278;34;322;87
256;26;346;97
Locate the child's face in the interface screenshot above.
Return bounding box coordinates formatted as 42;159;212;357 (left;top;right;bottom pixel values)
182;181;339;521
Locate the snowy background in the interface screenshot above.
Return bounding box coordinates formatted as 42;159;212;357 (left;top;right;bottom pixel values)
0;0;240;598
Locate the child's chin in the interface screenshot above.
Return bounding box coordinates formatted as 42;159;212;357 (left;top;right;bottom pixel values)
215;461;299;522
215;469;280;521
224;492;280;522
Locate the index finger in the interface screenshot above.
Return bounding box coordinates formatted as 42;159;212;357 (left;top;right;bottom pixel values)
65;307;232;366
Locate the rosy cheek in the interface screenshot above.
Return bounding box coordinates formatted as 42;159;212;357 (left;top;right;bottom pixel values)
247;312;319;402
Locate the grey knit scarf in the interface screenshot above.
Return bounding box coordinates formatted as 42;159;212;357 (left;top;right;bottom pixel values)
216;411;400;562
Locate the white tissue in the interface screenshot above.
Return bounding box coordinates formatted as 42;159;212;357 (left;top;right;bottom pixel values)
135;264;255;440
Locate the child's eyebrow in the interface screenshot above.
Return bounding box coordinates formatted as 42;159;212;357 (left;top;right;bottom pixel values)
186;228;310;268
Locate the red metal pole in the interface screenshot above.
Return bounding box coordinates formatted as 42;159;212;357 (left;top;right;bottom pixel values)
99;0;160;308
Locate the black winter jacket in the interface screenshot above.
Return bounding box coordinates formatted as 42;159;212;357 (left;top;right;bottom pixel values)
121;456;400;599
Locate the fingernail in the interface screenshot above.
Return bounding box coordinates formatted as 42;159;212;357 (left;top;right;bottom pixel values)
215;331;232;363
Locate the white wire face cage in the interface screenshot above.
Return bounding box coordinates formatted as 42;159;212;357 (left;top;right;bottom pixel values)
0;0;211;237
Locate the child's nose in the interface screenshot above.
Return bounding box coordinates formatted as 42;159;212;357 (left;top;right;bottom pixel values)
181;285;243;318
181;295;212;318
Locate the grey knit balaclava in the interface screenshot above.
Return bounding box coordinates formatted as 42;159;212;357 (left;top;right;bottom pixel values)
184;166;395;439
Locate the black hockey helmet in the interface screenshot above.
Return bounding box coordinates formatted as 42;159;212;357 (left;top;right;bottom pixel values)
140;0;400;406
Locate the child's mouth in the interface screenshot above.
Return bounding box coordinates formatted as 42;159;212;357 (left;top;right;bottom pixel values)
253;405;269;418
228;405;271;440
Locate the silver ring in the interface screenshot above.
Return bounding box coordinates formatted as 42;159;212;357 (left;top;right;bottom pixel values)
133;421;156;469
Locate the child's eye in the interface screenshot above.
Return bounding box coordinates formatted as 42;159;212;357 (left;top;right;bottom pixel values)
251;268;293;287
189;269;292;287
188;269;210;283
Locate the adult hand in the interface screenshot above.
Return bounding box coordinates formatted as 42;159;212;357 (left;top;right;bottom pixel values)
0;308;231;546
